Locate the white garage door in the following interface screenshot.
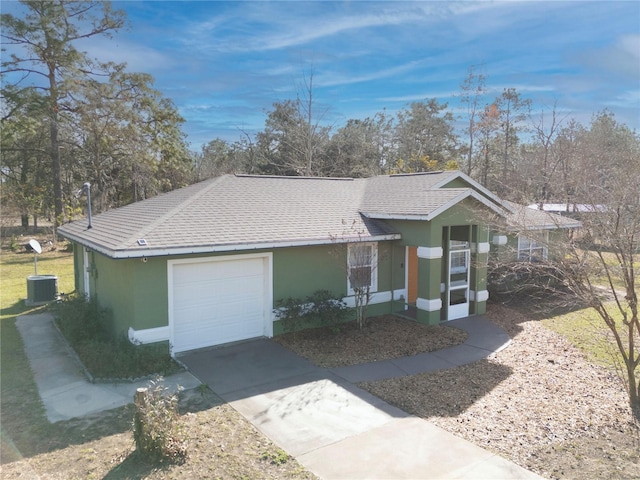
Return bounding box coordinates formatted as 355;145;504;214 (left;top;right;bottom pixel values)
169;254;271;354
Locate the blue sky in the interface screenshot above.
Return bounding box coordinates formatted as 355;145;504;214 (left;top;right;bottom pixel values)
5;1;640;150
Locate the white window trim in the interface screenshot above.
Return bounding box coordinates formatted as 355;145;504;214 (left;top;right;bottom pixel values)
347;242;378;296
517;231;548;261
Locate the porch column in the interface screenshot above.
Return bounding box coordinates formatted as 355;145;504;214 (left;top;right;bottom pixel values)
415;246;442;325
471;225;490;315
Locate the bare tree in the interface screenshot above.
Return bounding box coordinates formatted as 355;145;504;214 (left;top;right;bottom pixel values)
527;101;567;205
490;112;640;408
255;70;331;176
476;103;500;187
495;88;531;197
459;65;487;176
331;221;382;329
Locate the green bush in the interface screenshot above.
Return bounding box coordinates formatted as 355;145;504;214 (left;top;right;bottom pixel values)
274;296;307;334
54;294;111;343
133;377;187;464
274;290;347;334
306;289;348;327
54;294;180;379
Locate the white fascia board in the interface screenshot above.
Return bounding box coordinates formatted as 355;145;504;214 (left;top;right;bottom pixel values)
362;190;506;222
428;190;506;221
62;233;402;259
506;222;581;232
361;212;437;221
432;171;511;211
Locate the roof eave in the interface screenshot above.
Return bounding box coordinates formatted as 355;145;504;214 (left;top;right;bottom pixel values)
433;171;515;212
507;221;582;231
363;190;507;222
62;232;402;259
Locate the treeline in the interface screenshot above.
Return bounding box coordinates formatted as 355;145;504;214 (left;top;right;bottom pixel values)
1;1;192;229
193;83;639;209
2;2;639;230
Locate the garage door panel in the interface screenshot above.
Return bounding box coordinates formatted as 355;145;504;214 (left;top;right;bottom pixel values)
171;256;270;353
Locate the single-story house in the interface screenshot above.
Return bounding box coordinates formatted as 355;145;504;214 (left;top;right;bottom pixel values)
58;170;579;355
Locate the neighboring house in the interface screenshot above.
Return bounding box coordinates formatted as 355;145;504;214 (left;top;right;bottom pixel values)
58;171;577;355
526;203;605;218
498;201;581;262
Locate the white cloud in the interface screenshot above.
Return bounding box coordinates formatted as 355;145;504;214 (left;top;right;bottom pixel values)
75;36;174;72
317;60;427;88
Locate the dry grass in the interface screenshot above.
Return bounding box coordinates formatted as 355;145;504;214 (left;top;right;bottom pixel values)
1;387;317;479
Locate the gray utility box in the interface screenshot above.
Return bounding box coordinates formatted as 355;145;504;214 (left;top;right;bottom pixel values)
26;275;58;306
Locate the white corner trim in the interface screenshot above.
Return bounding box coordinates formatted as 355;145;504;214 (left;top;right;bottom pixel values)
343;290;388;308
128;326;170;345
417;246;443;259
416;297;442;312
470;290;489;302
392;288;407;302
492;235;507;246
476;242;490;254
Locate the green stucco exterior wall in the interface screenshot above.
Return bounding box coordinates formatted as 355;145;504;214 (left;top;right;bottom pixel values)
73;197;497;341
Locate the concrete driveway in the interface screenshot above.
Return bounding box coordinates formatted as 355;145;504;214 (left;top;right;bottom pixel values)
179;331;543;480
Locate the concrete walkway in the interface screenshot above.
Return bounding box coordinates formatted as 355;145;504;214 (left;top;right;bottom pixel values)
15;313;200;423
180;317;543;479
17;312;542;478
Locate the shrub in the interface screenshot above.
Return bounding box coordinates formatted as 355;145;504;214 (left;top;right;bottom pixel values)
274;290;347;334
54;294;111;344
274;296;308;334
306;289;348;327
133;377;187;464
488;260;564;298
54;294;180;379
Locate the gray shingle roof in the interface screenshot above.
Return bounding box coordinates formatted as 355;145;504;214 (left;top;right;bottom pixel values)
503;200;582;230
57;171;539;258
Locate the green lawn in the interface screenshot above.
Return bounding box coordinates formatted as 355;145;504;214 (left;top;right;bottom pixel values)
0;244;75;463
542;302;639;375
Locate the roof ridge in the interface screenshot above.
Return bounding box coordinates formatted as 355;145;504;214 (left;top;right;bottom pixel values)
120;175;226;248
235;173;354;181
388;170;445;177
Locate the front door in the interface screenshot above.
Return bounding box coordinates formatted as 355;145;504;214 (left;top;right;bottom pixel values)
447;249;470;320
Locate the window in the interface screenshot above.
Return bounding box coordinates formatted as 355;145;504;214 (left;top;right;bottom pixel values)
347;243;377;294
518;232;548;262
450;250;468;274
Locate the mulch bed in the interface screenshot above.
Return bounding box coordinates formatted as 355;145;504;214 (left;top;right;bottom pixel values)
359;304;640;480
274;314;468;368
277;307;639;479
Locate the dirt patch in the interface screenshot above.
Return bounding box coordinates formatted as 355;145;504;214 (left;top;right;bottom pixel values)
274;314;468;368
358;304;640;480
1;387;317;479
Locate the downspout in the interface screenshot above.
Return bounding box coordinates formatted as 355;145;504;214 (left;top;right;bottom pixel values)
390;243;394;314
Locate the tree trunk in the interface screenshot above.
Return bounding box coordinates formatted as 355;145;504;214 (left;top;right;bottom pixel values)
49;66;62;232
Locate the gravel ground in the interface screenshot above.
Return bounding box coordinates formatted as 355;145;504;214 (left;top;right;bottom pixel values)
358;304;640;480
